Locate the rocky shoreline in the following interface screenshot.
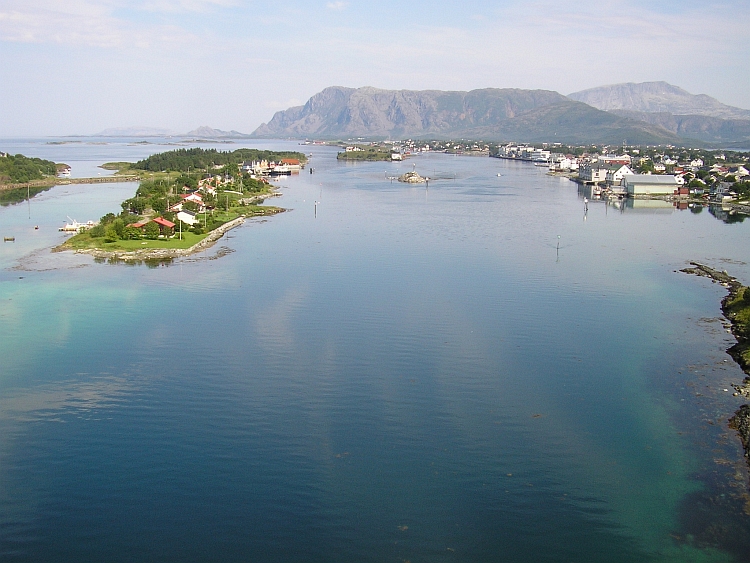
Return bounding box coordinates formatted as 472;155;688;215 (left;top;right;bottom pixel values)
682;262;750;476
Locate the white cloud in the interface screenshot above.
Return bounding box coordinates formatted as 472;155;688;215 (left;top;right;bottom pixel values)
0;1;124;46
1;0;748;135
136;0;238;14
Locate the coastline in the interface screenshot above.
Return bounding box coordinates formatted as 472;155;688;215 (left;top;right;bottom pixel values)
682;262;750;480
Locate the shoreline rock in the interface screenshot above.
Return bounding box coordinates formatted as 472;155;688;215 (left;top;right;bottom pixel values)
682;261;750;480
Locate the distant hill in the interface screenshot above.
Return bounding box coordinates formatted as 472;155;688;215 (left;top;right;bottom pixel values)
568;82;750;120
182;126;251;139
93;126;251;138
251;86;681;145
94;127;178;137
608;110;750;145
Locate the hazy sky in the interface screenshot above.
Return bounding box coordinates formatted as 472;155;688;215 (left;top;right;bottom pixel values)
1;0;748;136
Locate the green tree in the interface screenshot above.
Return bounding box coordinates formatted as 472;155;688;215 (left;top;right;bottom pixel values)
104;225;119;242
144;221;160;239
183;200;201;212
638;160;654;174
122;226;142;240
122;197;146;214
112;218;125;238
88;224;105;238
151;197;167;213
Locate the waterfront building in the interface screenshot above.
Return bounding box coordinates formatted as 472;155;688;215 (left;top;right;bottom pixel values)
605;164;634;185
622;174;680;195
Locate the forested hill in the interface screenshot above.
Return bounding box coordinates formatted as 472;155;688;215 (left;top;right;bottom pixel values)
133;148;306;173
0;153;57;184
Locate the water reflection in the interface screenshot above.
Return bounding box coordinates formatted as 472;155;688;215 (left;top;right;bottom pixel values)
0;185;56;207
577;183;750;221
710;205;747;224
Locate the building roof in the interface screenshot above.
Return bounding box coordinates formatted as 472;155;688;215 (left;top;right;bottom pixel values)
622;174;678;185
152;217;175;228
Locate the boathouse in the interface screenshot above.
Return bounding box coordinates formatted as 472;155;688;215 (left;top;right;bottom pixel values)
622;175;680;196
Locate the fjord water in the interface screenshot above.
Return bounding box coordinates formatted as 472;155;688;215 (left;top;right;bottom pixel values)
1;141;750;562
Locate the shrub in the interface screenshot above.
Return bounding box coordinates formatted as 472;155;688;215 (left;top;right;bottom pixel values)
104;225;119;243
100;213;117;225
112;218;125;238
122;226;142;240
88;224;105;238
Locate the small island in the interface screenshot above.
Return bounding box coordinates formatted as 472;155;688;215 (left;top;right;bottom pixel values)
55;147;307;261
398;170;427;183
337;145;399;162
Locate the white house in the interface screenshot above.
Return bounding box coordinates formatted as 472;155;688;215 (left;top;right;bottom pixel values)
578;162;608;183
176;210;198;226
554;157;578;171
605;164;634;185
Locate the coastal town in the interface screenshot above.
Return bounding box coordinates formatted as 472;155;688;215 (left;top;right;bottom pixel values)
334;139;750;210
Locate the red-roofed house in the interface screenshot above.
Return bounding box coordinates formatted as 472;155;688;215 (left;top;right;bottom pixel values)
152;217;175;235
127;217;175;237
281;158;301;171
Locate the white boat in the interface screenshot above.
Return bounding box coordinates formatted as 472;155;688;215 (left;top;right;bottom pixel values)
59;217;95;232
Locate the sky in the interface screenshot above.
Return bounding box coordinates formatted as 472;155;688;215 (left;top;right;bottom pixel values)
0;0;748;136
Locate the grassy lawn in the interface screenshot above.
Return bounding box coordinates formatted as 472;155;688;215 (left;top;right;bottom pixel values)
100;162;134;171
62;231;208;251
725;286;750;365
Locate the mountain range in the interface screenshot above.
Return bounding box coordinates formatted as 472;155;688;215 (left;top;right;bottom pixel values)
93;126;251;139
251;82;750;147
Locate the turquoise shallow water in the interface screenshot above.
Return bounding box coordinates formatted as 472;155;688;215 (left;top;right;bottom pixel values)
1;140;750;562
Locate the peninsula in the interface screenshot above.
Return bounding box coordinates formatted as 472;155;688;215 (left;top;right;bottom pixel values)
55;147;306;261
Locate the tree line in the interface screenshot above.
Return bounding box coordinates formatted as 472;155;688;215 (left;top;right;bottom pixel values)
0;154;57;184
133;148;306;173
